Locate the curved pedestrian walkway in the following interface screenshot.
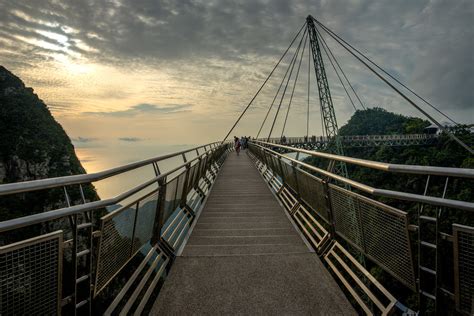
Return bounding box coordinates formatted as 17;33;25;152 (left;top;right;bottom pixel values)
152;151;355;315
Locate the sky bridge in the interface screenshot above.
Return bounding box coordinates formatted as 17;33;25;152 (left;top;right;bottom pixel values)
151;153;355;315
0;141;472;315
0;15;473;316
265;133;439;149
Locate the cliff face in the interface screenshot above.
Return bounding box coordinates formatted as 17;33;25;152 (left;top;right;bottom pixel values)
0;66;85;182
0;66;98;222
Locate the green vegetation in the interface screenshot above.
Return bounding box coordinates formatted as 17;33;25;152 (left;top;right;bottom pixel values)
304;107;473;313
306;108;473;200
339;107;431;136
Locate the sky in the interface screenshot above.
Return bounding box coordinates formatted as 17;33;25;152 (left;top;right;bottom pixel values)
0;0;473;175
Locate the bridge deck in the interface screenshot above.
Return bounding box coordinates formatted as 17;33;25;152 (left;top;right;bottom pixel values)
152;151;355;315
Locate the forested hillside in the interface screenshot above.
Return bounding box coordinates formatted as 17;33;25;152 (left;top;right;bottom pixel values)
0;66;99;240
304;108;473;313
306;108;473;203
339;107;430;136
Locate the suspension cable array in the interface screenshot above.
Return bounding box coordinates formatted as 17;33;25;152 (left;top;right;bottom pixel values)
256;48;299;138
315;26;366;111
221;22;306;144
311;17;472;154
281;33;308;138
222;15;473;155
266;28;307;141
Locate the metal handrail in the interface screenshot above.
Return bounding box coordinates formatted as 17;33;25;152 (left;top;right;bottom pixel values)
250;142;474;211
0;142;221;196
264;133;437;143
0;144;223;232
252;140;474;178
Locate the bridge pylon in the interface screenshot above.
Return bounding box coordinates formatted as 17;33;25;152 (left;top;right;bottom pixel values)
306;16;348;178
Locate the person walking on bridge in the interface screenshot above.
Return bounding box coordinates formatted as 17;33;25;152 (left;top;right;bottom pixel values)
234;136;241;155
241;136;248;150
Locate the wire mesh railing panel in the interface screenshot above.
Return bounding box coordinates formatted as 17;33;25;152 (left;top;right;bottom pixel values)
132;192;158;254
163;177;179;224
295;168;329;222
454;224;474;315
95;204;136;295
262;152;272;172
249;141;474;315
270;156;282;178
198;156;209;182
358;195;416;290
191;160;203;191
0;142;230;314
0;231;62;316
280;161;297;191
185;163;198;195
329;185;363;249
174;171;187;206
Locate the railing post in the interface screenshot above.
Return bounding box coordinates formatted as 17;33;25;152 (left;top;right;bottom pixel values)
130;200;140;257
179;153;193;214
322;180;336;241
291;152;301;196
276;155;284;180
207;147;218;179
194;155;207;198
151;177;167;246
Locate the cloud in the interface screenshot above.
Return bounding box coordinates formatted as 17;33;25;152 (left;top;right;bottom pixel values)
118;137;143;142
71;136;98;143
0;0;471;124
71;136;100;148
84;103;192;117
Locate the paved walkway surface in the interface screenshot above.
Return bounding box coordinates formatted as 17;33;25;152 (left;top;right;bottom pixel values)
151;151;355;315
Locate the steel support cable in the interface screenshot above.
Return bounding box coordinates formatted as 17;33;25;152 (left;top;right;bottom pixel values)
313;17;458;125
316;25;366;110
267;28;307;141
316;26;358;111
281;32;308;138
221;22;306;143
307;34;311;139
256;33;303;138
313;18;473;155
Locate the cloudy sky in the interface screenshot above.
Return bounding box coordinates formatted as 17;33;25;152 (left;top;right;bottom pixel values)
0;0;472;171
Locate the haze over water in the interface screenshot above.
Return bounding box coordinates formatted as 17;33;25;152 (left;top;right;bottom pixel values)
74;139;194;199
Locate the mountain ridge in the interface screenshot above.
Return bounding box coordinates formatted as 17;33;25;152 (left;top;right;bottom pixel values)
0;65;98;222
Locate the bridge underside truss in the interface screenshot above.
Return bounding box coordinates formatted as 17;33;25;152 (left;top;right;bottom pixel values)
265;134;438;150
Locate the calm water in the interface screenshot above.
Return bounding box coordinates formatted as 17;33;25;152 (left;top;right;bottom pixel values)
74;141;196;200
74;140;309;203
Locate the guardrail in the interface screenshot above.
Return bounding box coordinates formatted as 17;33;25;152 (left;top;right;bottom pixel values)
252;140;474;210
264;133;439;148
248;140;474;315
0;142;232;315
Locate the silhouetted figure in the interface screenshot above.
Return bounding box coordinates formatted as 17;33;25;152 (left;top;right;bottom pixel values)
234;136;241;155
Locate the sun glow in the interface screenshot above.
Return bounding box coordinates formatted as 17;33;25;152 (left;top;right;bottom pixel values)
36;30;69;46
50;54;95;74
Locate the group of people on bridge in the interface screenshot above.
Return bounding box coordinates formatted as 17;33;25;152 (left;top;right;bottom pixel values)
233;136;250;155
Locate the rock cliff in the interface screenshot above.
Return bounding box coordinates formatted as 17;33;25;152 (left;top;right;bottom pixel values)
0;66;99;224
